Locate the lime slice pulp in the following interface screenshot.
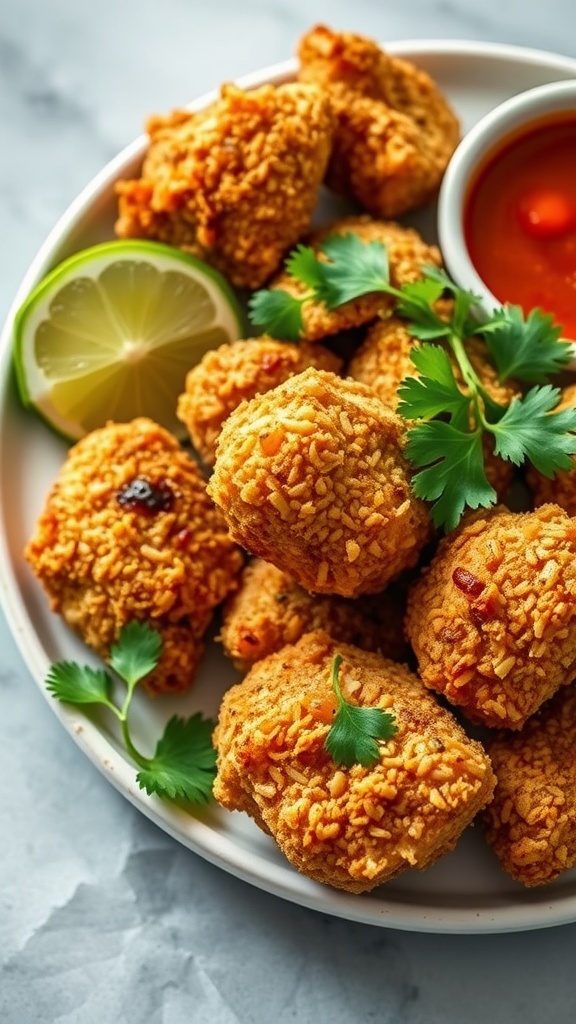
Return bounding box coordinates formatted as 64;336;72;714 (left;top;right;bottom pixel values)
13;240;244;441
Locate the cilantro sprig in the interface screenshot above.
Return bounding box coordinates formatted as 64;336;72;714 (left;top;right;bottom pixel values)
46;621;216;803
249;234;393;339
325;654;397;769
249;235;576;531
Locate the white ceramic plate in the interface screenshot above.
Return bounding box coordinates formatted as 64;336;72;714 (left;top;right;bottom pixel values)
2;40;576;935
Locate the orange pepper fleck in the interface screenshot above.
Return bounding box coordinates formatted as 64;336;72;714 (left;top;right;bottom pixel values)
259;427;284;457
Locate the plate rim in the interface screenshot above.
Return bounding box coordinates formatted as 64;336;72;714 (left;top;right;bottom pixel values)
3;37;576;934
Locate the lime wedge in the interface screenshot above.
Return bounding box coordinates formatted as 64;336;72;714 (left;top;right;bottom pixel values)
13;240;244;441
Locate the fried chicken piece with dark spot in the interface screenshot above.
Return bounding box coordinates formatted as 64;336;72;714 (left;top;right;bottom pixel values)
25;418;243;695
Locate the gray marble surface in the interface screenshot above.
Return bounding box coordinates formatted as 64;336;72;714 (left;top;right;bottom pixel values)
2;2;576;1021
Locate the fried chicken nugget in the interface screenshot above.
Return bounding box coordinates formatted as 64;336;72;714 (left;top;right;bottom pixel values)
219;558;410;669
176;337;341;466
405;505;576;730
297;24;460;217
213;630;495;893
347;317;520;498
526;383;576;515
484;684;576;886
207;367;431;597
268;215;441;341
115;81;333;289
25;418;243;695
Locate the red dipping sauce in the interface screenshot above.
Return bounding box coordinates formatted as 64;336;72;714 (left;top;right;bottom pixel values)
464;114;576;339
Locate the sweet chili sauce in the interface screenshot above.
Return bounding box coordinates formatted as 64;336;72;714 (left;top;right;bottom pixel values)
464;113;576;339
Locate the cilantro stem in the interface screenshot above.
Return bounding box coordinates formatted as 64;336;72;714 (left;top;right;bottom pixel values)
446;331;495;433
120;715;150;770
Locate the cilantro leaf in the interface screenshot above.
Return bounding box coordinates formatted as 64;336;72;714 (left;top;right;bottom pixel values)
480;305;570;383
394;275;450;340
490;386;576;474
46;662;117;712
395;268;480;341
136;714;217;803
109;620;162;688
285;244;327;290
325;655;397;769
406;421;497;531
397;344;472;429
316;234;390;306
248;288;305;341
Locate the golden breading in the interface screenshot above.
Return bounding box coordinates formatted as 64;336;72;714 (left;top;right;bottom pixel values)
176;337;341;466
115;81;334;289
213;630;495;893
25;418;243;695
347;317;520;498
484;684;576;886
207;367;431;597
297;24;460;217
526;383;576;514
347;315;416;406
219;558;410;669
267;215;441;341
405;505;576;730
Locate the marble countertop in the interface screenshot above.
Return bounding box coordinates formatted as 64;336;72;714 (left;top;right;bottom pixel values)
2;1;576;1021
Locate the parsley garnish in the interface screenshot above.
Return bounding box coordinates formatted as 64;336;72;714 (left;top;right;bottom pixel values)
324;654;397;769
46;621;216;803
249;235;576;530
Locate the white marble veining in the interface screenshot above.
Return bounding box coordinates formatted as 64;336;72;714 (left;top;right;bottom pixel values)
2;1;576;1021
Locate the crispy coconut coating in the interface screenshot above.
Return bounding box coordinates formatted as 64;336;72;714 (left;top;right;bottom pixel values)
25;418;243;695
115;82;333;289
177;337;341;466
207;367;431;597
219;558;410;669
213;630;495;893
297;24;460;217
526;383;576;515
347;317;520;497
267;215;441;341
405;505;576;730
484;684;576;886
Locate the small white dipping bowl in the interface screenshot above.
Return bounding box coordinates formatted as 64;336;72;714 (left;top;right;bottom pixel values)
438;78;576;356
